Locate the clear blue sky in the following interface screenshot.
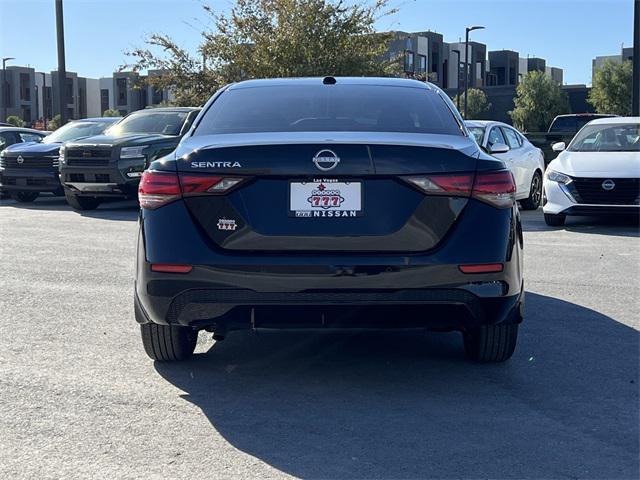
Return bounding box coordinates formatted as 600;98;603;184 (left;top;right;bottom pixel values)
0;0;633;85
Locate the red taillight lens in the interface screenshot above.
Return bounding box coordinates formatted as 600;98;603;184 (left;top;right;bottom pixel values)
139;170;181;209
472;170;516;208
150;264;193;273
459;263;504;274
405;170;515;209
406;174;474;196
139;170;246;209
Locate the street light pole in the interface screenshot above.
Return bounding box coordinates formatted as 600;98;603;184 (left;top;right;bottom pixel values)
2;57;15;122
464;25;485;119
452;49;461;111
633;0;639;116
55;0;67;126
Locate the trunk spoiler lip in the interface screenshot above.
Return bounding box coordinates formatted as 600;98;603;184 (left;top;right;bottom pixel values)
175;132;478;158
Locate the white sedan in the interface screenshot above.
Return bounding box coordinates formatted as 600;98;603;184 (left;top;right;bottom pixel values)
466;121;545;210
542;117;640;226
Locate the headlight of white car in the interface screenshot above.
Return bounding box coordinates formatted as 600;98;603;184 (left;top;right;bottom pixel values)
546;170;572;184
120;146;148;159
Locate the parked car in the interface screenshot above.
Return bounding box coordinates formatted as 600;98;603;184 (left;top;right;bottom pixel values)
0;126;48;151
525;113;617;163
543;117;640;226
0;118;119;202
134;77;524;363
466;120;545;210
59;107;200;210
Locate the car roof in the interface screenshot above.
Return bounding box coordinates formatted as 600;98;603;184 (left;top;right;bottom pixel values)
228;77;434;90
130;107;200;113
71;117;120;123
464;120;513;129
0;126;48;134
586;116;640;125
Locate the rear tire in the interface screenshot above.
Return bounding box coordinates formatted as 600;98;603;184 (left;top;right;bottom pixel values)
520;171;542;210
10;191;39;203
140;323;198;361
544;213;565;226
65;191;101;211
463;323;518;362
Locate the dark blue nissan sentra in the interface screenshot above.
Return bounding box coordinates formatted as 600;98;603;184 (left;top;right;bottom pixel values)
134;77;524;362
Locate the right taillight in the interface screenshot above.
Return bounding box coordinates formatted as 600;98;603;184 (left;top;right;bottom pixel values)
472;170;516;208
139;170;247;209
405;170;515;209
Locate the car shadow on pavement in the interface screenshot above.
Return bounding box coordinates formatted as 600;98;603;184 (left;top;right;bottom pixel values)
520;209;640;237
0;196;139;221
154;292;639;479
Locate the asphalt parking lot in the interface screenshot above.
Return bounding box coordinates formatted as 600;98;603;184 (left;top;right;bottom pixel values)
0;195;638;479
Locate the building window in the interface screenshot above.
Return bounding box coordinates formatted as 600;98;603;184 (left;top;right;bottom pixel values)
152;87;163;105
65;78;73;105
19;73;31;101
417;55;427;75
404;51;415;74
116;78;127;106
100;89;110;115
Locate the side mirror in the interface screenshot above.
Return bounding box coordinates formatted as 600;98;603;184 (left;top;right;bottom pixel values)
489;142;510;154
552;142;566;152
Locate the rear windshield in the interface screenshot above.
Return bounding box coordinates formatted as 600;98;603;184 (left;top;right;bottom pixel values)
194;85;462;136
106;111;188;136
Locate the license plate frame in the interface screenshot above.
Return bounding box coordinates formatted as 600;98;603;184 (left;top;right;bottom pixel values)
289;179;363;218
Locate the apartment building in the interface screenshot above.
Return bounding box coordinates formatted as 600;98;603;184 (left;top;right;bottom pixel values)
592;46;634;82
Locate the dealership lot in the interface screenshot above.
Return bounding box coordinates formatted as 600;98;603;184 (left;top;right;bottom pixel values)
0;196;638;479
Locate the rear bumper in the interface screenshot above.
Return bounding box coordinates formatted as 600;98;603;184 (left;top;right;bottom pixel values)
0;168;62;192
135;207;524;332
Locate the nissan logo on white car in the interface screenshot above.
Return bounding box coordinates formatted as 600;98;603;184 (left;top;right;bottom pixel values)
313;149;340;171
601;179;616;191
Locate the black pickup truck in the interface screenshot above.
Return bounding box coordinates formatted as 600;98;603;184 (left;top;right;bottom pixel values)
525;113;616;163
59;107;200;210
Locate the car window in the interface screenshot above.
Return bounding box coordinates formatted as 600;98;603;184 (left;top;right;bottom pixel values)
467;127;485;145
19;132;44;143
569;123;640;152
43;121;115;144
501;128;521;149
195;85;463;136
0;132;17;150
487;127;506;147
549;117;577;133
106;111;189;136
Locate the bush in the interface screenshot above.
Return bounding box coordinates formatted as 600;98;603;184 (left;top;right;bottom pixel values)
6;116;25;127
49;114;62;130
102;109;121;117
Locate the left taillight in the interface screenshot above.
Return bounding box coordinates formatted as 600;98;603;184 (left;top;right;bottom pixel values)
138;170;181;209
139;170;246;209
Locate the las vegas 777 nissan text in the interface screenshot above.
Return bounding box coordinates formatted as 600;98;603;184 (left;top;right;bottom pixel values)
135;77;524;363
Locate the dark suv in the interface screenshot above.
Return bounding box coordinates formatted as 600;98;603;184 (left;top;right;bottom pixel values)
0;118;119;202
60;107;200;210
135;78;524;363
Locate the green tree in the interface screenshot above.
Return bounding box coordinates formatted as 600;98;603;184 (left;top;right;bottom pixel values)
125;0;398;106
102;109;121;117
510;71;570;132
49;114;62;130
6;115;25;127
589;60;632;116
454;88;491;119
